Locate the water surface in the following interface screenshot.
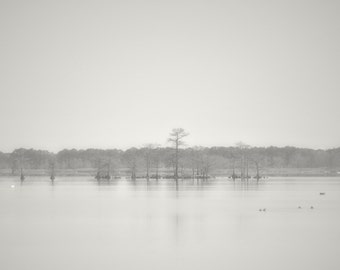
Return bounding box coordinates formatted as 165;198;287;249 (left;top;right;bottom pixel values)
1;177;340;270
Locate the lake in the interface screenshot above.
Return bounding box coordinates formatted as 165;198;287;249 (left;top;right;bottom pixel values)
1;177;340;270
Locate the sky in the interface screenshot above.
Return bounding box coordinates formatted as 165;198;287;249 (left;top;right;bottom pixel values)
0;0;339;152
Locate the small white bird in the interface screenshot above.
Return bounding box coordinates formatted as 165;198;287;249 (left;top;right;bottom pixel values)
10;185;15;188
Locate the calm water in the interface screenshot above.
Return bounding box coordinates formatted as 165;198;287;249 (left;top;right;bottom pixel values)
1;177;340;270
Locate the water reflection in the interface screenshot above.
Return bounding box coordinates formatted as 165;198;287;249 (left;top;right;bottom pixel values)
1;177;340;270
232;179;260;191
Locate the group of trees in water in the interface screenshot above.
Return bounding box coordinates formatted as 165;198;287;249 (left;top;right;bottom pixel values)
0;128;339;178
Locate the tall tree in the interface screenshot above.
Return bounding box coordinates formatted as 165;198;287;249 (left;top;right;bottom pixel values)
143;144;158;180
152;144;162;180
124;148;139;180
168;128;189;182
235;142;251;180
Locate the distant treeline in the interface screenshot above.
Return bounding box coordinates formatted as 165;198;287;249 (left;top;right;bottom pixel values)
0;146;339;176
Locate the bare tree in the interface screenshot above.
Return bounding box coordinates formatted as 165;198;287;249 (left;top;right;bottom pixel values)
168;128;189;182
143;144;159;180
201;154;211;179
254;160;261;181
200;153;220;180
235;142;251;180
190;148;198;179
189;146;203;179
250;151;265;181
124;148;139;180
152;145;162;180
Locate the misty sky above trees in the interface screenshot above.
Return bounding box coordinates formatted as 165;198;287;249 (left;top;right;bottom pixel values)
0;0;339;152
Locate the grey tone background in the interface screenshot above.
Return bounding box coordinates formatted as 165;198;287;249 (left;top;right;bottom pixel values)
0;0;339;152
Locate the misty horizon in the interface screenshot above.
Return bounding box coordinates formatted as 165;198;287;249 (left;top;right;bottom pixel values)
2;142;340;154
1;0;339;153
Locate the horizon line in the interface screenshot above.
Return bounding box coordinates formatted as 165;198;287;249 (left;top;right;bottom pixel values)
2;144;340;154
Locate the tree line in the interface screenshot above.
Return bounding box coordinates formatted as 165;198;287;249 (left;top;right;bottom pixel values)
0;128;339;177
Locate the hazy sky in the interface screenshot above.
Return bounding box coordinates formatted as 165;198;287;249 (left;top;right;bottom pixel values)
0;0;339;152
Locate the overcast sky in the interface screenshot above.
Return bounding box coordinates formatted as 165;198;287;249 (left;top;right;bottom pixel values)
0;0;339;152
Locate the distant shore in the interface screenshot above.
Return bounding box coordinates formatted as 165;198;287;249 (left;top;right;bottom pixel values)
1;168;339;178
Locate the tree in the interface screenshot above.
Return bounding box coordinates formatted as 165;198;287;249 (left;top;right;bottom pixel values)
143;144;158;180
168;128;189;182
124;148;139;180
189;146;202;179
250;150;265;181
151;145;162;180
235;142;251;180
